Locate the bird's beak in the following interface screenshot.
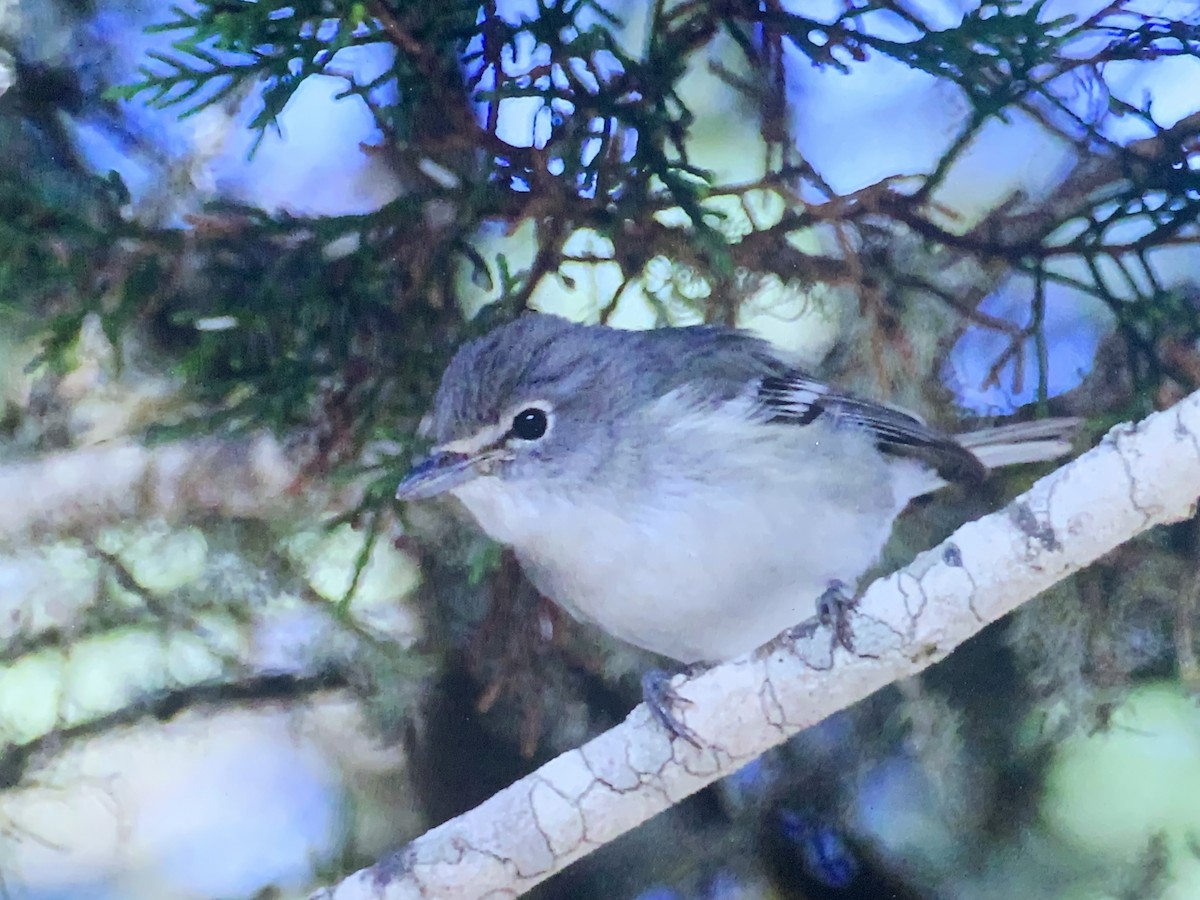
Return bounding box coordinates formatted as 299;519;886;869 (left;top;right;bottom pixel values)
395;450;479;501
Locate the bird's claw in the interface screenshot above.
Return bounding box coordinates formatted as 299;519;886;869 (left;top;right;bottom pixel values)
817;579;858;652
787;580;858;652
641;669;702;748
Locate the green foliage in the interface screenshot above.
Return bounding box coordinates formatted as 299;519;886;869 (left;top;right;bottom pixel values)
105;1;417;148
18;0;1200;479
879;1;1074;119
0;119;127;340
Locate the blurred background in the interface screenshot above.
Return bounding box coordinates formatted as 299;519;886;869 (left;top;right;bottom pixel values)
2;0;1200;897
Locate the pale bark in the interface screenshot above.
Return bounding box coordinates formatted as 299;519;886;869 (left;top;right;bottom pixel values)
0;435;300;546
312;388;1200;900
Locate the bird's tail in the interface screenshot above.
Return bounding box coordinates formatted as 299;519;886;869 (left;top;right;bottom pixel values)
956;418;1080;471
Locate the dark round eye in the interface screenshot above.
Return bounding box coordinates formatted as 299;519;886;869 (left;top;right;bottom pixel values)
510;407;548;441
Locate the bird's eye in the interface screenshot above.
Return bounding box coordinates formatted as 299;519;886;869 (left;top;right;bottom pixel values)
510;407;548;441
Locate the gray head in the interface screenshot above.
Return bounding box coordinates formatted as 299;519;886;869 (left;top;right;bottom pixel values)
395;313;786;501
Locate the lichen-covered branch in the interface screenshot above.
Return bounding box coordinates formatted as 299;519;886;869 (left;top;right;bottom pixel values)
0;435;302;546
313;388;1200;900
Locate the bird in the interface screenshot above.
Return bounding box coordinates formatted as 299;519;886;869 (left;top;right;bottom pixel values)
396;313;1075;667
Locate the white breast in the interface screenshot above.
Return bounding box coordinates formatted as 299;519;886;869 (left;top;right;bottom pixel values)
450;406;916;664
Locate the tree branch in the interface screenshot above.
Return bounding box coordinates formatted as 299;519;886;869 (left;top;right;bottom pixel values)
0;435;302;546
312;387;1200;900
0;670;348;790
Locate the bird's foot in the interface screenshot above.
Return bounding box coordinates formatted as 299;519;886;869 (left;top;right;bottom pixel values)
787;580;858;652
818;579;858;652
641;668;702;748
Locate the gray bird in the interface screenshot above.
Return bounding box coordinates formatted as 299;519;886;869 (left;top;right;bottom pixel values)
396;313;1075;665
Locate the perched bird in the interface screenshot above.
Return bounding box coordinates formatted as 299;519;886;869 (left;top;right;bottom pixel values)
396;314;1074;666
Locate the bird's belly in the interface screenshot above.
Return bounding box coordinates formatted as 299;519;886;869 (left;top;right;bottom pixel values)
514;492;899;664
451;429;904;665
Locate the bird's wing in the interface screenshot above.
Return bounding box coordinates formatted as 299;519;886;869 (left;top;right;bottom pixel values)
755;372;987;484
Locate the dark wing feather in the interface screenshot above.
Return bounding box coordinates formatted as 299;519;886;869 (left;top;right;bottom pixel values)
758;372;987;484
